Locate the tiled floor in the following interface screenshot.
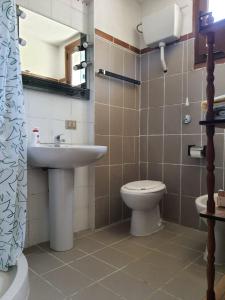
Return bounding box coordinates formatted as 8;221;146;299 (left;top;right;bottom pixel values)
25;221;225;300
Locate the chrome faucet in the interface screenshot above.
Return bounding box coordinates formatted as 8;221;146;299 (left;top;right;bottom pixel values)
54;134;66;147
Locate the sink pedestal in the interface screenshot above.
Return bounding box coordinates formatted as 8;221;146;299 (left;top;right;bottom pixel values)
48;169;74;251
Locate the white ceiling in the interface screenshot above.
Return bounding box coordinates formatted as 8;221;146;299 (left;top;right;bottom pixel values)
20;8;79;46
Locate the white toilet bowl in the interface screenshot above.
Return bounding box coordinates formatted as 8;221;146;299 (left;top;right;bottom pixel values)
196;194;225;265
120;180;166;236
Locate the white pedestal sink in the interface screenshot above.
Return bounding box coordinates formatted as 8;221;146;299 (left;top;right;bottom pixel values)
28;144;107;251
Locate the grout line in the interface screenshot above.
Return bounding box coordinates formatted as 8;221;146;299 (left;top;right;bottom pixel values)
179;41;185;224
146;54;150;179
29;268;65;296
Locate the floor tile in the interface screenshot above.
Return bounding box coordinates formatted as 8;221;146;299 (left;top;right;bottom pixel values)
26;221;221;300
112;239;150;258
158;242;201;264
156;241;201;264
76;229;93;239
71;283;122;300
39;242;86;263
75;237;105;253
43;265;93;296
24;246;44;255
164;263;222;300
172;234;206;252
70;256;116;280
27;250;63;275
90;229;129;246
93;247;134;268
123;259;176;289
101;271;154;300
140;250;187;273
149;290;178;300
130;229;178;250
164;222;194;235
105;221;130;235
29;270;64;300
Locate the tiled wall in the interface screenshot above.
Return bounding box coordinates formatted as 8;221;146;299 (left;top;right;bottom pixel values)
94;34;140;228
16;0;94;247
140;37;225;229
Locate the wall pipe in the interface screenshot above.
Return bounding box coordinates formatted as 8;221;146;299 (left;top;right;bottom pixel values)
159;42;168;73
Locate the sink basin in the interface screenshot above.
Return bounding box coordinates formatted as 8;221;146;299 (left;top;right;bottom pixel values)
27;143;107;252
28;144;107;169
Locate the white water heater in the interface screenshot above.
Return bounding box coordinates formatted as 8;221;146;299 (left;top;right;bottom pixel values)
142;4;182;48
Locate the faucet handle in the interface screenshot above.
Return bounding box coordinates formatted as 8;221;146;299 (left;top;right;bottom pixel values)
55;134;63;141
54;134;66;143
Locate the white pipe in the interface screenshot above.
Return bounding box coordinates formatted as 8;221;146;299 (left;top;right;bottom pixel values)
159;42;167;73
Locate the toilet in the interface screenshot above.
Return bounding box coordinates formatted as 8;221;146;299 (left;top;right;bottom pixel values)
196;194;225;265
120;180;166;236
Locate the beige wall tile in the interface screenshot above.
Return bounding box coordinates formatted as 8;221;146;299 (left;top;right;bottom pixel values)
164;135;181;164
124;109;139;136
95;37;110;70
110;196;123;223
95;166;109;197
109;45;124;74
110;136;123;165
164;105;182;134
95;103;109;135
110;106;123;135
124;83;136;109
165;74;182;105
148;107;163;135
123;137;136;164
149;78;164;107
110;79;123;107
95;197;109;228
110;165;123;197
95;76;109;104
95;135;110;166
123;164;139;184
181;166;200;197
124;52;136;78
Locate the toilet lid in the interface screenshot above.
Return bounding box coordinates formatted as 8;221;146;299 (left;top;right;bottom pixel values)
123;180;165;192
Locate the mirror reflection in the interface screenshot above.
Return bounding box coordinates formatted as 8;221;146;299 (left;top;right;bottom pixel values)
19;8;86;87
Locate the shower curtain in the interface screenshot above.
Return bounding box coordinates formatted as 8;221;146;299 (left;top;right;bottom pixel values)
0;0;27;271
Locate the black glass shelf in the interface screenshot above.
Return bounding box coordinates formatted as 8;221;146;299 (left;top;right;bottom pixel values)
22;74;90;100
200;208;225;222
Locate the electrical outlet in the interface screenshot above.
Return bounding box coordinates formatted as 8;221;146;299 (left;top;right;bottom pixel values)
65;120;76;130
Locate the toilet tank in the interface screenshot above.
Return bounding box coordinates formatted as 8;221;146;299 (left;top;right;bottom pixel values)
142;3;182;48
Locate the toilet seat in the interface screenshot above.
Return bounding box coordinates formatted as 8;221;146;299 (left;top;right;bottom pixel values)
122;180;165;194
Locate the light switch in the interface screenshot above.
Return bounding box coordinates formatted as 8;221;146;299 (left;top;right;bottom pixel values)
65;120;77;130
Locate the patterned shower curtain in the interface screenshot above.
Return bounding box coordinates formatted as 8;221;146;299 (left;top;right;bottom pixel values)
0;0;27;271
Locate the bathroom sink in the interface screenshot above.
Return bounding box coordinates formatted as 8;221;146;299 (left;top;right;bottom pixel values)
28;143;107;252
28;143;107;169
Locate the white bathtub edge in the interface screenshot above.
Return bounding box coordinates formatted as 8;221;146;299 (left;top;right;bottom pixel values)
2;254;29;300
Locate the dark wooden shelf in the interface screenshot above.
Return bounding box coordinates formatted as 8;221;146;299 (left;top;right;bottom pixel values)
200;207;225;222
199;119;225;128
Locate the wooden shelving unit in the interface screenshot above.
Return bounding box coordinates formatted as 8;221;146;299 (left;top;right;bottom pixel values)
200;208;225;222
198;14;225;300
200;119;225;128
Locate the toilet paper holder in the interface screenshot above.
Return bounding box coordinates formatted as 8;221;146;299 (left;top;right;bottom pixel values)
188;145;207;158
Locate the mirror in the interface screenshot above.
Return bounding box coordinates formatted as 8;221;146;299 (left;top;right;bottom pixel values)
18;7;89;99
